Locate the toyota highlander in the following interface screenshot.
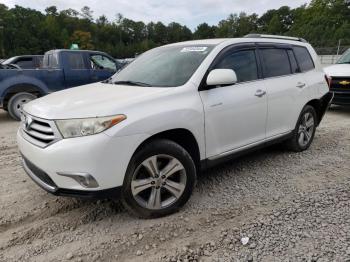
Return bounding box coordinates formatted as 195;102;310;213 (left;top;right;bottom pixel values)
17;35;332;218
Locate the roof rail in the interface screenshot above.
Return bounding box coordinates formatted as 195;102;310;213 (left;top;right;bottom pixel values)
244;34;307;43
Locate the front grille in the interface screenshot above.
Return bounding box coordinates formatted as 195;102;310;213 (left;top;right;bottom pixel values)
330;77;350;92
21;113;61;148
23;156;57;189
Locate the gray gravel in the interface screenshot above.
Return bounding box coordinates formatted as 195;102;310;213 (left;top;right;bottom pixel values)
0;106;349;262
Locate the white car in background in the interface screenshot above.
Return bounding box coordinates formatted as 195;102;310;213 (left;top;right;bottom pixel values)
324;48;350;105
17;35;332;218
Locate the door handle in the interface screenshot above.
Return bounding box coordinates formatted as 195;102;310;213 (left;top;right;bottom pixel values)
296;82;306;88
255;89;266;98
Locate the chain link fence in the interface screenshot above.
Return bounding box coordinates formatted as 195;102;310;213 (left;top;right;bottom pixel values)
315;46;349;55
315;46;350;66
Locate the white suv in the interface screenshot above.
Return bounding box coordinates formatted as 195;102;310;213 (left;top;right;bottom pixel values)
17;35;332;218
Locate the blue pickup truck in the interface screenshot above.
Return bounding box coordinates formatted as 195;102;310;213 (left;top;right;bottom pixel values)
0;49;121;120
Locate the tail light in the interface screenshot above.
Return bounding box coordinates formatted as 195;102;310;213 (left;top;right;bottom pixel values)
325;75;332;89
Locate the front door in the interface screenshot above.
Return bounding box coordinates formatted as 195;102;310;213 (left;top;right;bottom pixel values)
63;52;91;88
200;47;268;158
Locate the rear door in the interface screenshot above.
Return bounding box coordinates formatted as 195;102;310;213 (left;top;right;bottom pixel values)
258;45;310;138
41;52;65;92
89;54;118;82
63;52;91;88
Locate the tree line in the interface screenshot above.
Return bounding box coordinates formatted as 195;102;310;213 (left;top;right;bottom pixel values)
0;0;349;58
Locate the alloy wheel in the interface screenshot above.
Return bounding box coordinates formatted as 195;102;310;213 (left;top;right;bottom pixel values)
131;154;187;210
298;112;315;147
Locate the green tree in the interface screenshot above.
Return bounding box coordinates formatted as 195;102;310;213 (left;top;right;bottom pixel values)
1;1;350;58
70;30;94;49
80;6;93;21
267;14;284;34
193;23;216;39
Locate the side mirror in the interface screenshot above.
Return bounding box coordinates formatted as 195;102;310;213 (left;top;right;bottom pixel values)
206;69;237;87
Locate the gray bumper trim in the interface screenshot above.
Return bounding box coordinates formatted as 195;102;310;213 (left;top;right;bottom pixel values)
22;158;57;193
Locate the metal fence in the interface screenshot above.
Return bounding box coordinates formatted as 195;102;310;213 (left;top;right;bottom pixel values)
315;46;350;56
315;46;349;66
319;55;341;66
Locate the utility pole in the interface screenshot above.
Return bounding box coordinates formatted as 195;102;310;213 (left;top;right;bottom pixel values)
336;39;342;56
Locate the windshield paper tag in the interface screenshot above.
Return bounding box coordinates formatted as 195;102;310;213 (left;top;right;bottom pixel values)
181;47;208;52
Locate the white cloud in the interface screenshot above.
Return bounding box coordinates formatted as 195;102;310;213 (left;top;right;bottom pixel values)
2;0;311;30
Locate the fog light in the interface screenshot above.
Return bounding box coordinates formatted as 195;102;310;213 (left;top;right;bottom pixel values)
57;172;99;188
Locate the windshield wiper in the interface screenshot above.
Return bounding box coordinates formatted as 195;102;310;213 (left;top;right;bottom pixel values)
102;77;113;84
113;80;152;87
337;62;350;64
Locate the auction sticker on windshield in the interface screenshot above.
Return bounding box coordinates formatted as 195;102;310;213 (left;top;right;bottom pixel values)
181;47;208;52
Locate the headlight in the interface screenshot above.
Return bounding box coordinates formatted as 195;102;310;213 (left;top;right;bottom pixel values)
55;115;126;138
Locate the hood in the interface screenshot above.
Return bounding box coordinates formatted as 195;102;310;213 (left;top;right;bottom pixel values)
323;64;350;77
24;82;170;119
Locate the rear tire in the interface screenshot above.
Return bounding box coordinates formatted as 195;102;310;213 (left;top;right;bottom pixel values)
122;139;197;218
7;92;36;121
285;105;317;152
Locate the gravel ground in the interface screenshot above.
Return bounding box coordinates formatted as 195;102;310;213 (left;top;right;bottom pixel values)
0;106;349;262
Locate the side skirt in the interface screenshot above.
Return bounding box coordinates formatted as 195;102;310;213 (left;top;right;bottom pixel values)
200;131;294;170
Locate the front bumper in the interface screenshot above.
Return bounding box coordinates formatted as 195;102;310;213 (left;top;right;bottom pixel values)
331;91;350;105
22;155;122;199
17;128;147;196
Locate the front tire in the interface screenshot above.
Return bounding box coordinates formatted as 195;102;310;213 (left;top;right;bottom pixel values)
122;139;197;218
285;105;317;152
7;92;36;121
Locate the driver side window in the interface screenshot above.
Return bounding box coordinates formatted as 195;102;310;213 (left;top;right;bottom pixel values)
90;55;116;71
215;49;258;83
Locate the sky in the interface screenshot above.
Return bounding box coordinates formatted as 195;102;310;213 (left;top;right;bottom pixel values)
2;0;312;30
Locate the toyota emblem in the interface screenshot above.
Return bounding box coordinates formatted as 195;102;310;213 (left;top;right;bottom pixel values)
25;116;33;130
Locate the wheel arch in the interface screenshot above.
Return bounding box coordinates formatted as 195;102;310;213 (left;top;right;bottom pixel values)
305;93;333;127
132;128;202;173
305;99;321;124
3;84;44;109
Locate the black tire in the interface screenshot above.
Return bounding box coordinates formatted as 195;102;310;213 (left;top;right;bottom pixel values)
285;105;317;152
7;92;36;121
122;139;197;218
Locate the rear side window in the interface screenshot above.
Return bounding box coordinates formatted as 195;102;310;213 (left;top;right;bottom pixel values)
215;50;258;83
261;48;291;78
67;53;86;69
16;58;34;69
293;46;315;72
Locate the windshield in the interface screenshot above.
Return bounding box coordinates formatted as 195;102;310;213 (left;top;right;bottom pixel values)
111;45;214;87
337;49;350;64
2;57;16;65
